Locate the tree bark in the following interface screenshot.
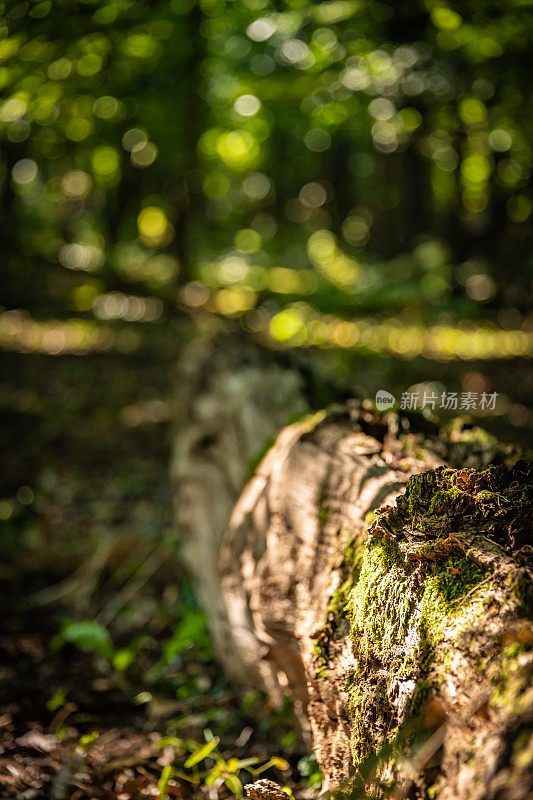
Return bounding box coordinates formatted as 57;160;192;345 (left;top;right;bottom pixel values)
173;343;532;799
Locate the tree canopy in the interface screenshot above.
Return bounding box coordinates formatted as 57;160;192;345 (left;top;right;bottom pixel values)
1;0;532;361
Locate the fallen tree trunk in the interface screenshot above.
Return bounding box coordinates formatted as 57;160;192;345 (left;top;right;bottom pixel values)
173;348;532;799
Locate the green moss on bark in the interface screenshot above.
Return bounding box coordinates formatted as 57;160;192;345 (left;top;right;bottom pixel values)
313;460;533;770
345;538;489;762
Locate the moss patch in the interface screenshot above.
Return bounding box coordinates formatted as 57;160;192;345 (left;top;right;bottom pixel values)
345;538;488;762
314;460;533;768
368;460;533;549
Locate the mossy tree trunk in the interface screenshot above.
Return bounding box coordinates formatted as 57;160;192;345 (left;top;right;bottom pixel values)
174;360;532;799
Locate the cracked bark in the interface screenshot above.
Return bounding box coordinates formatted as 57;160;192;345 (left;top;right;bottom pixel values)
173;340;532;799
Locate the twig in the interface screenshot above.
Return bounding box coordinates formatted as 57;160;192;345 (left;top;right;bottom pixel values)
97;546;167;625
452;576;492;609
27;538;111;608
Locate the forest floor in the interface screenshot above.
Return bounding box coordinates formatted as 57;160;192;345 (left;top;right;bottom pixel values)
1;602;314;799
0;350;319;800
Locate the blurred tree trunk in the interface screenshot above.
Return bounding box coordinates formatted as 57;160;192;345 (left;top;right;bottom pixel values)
171;333;310;691
173;340;532;799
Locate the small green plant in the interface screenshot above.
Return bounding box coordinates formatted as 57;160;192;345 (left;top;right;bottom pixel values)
50;610;208;682
298;754;322;788
77;731;99;754
46;687;67;711
157;764;174;800
52;620;113;660
158;730;290;798
146;607;212;683
51;619;145;673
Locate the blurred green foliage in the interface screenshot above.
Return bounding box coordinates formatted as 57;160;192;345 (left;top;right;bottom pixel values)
53;618;114;659
1;0;532;359
49;597;213;687
297;754;322;787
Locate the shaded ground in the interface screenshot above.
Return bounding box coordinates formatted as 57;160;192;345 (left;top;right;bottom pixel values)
1;604;308;799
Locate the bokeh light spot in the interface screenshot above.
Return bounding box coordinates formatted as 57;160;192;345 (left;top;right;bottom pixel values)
137;206;173;247
12;159;38;185
242;172;271;200
246;17;277;42
234;228;262;252
270;308;305;342
234;94;261;117
92;146;121;184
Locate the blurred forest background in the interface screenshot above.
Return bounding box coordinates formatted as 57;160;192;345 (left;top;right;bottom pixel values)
0;0;532;797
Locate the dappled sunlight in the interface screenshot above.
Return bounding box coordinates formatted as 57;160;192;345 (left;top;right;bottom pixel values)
266;305;533;360
0;309;114;355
